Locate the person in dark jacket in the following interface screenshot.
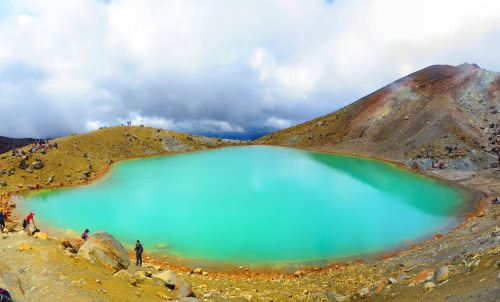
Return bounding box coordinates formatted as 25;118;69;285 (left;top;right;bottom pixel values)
134;240;144;266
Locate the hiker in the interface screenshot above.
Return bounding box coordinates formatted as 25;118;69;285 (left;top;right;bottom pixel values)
0;287;12;301
81;229;90;241
23;211;37;235
492;197;500;205
0;211;5;233
134;240;144;266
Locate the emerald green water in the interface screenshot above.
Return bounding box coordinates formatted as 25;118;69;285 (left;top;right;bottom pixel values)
19;146;469;266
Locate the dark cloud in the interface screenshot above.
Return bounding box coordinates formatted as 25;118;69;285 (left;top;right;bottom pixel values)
1;0;500;138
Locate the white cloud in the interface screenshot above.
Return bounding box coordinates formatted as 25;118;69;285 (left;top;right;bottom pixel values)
1;0;500;138
264;117;293;129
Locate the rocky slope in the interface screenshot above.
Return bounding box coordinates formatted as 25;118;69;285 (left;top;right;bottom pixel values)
256;63;500;171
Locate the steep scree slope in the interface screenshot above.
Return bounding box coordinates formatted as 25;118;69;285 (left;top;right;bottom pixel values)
256;63;500;169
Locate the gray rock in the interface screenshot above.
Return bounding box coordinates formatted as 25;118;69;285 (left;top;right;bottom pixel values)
77;230;130;272
152;270;178;288
176;281;195;298
134;270;147;284
32;161;44;169
434;265;450;282
114;270;138;286
424;281;436;289
19;159;27;169
358;287;370;298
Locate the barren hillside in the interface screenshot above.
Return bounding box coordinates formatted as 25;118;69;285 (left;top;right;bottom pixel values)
256;63;500;171
0;126;244;196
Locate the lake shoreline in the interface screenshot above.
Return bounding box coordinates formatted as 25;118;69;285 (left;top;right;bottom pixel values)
7;145;483;273
2;138;499;301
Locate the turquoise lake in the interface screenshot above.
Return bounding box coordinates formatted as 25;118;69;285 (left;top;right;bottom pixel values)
18;146;470;266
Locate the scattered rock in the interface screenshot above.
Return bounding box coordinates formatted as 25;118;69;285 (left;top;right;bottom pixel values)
114;269;132;280
241;293;255;301
434;266;450;282
19;159;27;169
33;232;49;240
358;287;370;298
331;292;352;302
18;244;32;251
152;270;178;288
32;161;44;169
77;230;130;272
424;281;436;290
294;270;305;277
175;281;195;299
414;269;435;283
114;269;136;286
134;271;147;284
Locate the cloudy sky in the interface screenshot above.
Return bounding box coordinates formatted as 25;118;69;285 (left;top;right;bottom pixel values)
1;0;500;138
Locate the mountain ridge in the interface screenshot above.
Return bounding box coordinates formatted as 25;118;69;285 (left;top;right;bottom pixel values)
256;63;499;171
0;136;41;154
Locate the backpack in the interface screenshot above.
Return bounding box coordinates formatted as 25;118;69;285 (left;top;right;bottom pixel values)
0;287;12;299
81;232;85;240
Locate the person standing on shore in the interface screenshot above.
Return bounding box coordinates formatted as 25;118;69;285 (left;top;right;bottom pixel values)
0;211;5;233
134;240;143;266
24;211;37;235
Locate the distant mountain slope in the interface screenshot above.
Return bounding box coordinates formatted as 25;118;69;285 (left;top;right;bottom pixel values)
0;136;39;154
256;63;500;169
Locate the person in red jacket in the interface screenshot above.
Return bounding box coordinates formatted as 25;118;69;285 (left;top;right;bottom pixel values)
24;211;37;235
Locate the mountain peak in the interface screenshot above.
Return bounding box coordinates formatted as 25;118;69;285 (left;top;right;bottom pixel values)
257;64;500;170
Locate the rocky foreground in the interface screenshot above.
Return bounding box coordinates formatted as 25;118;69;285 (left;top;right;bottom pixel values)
1;169;500;301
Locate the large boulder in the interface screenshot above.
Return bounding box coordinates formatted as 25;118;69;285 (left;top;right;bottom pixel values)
77;230;130;272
